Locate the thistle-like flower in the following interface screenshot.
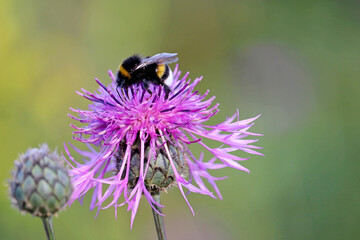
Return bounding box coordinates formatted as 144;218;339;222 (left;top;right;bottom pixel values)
65;64;263;227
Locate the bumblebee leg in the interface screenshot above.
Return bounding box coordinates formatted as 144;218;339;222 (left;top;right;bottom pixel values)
142;80;150;91
150;77;171;99
142;80;154;96
163;84;171;99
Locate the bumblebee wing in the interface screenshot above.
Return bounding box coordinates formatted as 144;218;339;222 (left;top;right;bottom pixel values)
134;53;178;70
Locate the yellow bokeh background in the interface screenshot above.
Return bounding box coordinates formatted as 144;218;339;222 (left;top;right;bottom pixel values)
1;1;359;239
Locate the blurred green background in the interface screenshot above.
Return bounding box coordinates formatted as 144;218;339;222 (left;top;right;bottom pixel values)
1;0;359;239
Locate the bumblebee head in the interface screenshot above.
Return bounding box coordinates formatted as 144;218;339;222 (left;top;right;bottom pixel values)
117;55;142;82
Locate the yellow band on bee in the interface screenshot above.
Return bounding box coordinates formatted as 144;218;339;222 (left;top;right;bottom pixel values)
156;64;166;78
119;65;131;79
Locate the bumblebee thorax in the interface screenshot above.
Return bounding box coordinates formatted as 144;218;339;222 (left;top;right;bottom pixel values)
118;55;142;79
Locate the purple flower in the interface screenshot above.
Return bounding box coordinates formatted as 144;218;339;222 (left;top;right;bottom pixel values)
64;64;263;227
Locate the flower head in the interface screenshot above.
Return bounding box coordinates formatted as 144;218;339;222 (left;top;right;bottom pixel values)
65;65;262;226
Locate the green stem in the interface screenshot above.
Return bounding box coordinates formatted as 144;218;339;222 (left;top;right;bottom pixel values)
151;194;167;240
41;217;55;240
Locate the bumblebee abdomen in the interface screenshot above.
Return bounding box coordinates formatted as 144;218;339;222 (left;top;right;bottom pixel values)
157;64;171;81
156;64;166;79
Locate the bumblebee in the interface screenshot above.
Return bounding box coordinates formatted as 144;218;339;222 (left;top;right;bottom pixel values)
116;52;178;95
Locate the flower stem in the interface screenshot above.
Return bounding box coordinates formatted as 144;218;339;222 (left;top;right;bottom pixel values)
151;194;167;240
41;217;55;240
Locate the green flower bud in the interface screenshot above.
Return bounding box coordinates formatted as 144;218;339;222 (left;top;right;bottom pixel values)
9;144;72;218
